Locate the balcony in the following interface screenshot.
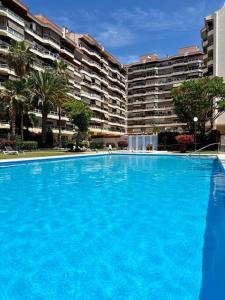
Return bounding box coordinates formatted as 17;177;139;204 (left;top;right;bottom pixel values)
0;5;24;26
207;44;214;52
31;44;59;61
25;26;60;51
32;109;69;121
82;57;102;71
108;65;125;79
208;29;214;36
60;47;74;58
31;126;74;135
0;120;10;129
81;91;102;101
203;40;208;47
0;26;24;40
0;63;15;75
108;83;125;95
0;41;8;53
207;59;213;67
80;46;102;61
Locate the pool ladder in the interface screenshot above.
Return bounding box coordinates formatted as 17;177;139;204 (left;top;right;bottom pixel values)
188;143;220;156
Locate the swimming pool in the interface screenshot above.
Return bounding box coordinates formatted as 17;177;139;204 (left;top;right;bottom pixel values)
0;154;224;299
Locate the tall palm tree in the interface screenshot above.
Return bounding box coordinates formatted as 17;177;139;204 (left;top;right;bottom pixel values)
0;79;28;140
28;70;72;147
52;60;68;76
51;60;69;147
4;40;35;140
5;41;35;78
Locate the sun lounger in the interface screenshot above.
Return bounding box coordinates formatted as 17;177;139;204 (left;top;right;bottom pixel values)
3;146;19;155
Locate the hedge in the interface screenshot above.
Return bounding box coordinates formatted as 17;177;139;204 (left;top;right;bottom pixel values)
90;142;104;149
16;141;38;150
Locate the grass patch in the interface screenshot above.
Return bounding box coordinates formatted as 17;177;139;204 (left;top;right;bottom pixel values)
0;150;95;160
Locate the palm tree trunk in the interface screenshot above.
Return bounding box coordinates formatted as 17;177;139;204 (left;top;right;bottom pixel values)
10;107;16;141
58;107;62;148
20;109;24;141
75;130;81;151
41;110;48;147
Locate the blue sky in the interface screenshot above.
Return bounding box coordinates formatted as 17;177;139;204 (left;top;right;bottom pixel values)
25;0;224;64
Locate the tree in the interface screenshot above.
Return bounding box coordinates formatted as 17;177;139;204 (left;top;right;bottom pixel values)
51;60;70;147
28;70;72;147
5;41;35;78
4;40;35;140
172;77;225;138
64;100;92;151
0;79;28;140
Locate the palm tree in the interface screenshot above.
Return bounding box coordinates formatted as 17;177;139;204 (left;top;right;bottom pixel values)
5;41;35;78
0;79;28;140
51;60;69;147
52;60;68;76
28;70;72;147
4;40;35;140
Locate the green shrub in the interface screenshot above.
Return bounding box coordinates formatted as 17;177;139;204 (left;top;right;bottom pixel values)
80;140;90;148
16;141;38;151
90;142;104;149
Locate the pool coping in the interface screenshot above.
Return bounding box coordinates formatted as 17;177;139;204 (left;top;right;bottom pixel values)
0;152;108;165
217;154;225;171
0;150;220;165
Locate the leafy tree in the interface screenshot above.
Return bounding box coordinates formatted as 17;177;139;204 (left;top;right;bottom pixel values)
0;79;29;140
172;77;225;138
64;100;92;151
28;70;72;147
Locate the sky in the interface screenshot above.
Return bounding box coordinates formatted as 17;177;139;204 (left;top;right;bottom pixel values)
24;0;224;64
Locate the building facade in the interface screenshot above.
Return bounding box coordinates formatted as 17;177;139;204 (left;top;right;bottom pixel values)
126;47;203;135
201;7;225;133
0;0;126;144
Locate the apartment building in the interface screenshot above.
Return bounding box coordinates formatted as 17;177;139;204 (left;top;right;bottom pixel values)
65;32;126;136
126;47;203;135
201;7;225;133
0;0;126;144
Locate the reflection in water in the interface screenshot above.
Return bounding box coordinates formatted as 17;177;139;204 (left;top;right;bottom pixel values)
199;160;225;300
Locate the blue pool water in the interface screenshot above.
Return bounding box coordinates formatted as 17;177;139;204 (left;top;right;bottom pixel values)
0;154;225;300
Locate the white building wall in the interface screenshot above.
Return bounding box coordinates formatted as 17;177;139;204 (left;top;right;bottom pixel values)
214;8;225;79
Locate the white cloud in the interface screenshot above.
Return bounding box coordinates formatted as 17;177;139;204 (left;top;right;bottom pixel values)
117;55;139;64
96;25;135;48
48;0;208;58
112;2;206;32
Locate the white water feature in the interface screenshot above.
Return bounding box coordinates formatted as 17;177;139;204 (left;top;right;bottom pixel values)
128;135;158;151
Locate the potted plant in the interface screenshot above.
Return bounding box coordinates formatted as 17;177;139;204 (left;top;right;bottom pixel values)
146;144;153;151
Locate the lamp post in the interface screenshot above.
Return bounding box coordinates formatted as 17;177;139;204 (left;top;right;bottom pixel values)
193;117;198;151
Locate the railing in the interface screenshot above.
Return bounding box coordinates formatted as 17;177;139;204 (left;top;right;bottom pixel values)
0;5;24;24
188;143;219;156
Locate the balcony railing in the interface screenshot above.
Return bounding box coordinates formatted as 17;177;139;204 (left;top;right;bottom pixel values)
0;5;24;25
0;26;24;40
